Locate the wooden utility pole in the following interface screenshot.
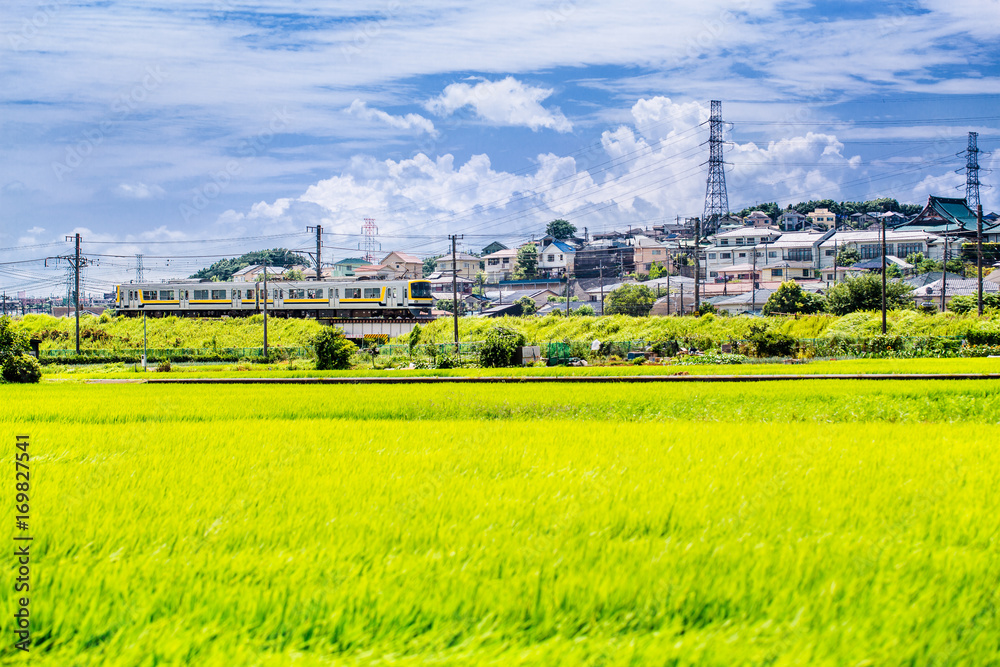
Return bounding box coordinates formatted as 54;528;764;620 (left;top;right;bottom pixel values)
941;221;949;313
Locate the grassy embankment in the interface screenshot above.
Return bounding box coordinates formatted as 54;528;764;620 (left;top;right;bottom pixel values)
2;381;999;665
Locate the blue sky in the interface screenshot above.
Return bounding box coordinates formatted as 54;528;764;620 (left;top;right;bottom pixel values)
1;0;999;294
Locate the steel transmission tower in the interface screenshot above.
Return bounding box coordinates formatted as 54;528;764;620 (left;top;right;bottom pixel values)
965;131;982;210
702;100;729;235
361;217;380;264
135;254;145;282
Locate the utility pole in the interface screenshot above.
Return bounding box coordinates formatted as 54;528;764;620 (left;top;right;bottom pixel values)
693;218;701;312
45;233;92;354
262;266;268;357
599;264;605;314
449;234;463;350
565;274;571;316
941;221;949;313
307;225;323;279
881;216;887;334
752;240;758;313
665;250;671;315
977;204;984;316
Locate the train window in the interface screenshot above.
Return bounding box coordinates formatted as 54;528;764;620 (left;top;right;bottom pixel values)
335;289;339;298
344;288;360;299
194;289;209;300
288;289;304;299
308;288;323;298
246;290;253;299
158;290;175;300
363;287;380;299
211;290;227;299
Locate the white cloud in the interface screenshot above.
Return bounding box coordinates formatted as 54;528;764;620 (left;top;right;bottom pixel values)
425;77;573;133
346;100;437;136
26;226;45;235
116;182;165;199
230;97;865;245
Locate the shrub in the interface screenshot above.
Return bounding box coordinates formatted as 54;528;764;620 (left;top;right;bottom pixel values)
515;296;537;316
2;354;41;383
314;327;357;370
157;360;172;373
0;316;29;365
604;284;656;316
741;321;795;358
763;281;825;316
478;325;527;368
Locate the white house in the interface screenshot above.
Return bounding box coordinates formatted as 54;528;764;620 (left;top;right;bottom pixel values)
537;241;576;278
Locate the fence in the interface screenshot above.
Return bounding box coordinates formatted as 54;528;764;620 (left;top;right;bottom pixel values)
39;347;314;363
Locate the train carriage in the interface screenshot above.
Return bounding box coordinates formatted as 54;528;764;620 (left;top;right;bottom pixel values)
116;278;434;319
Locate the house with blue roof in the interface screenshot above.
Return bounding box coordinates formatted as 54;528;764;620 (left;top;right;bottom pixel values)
537;240;576;278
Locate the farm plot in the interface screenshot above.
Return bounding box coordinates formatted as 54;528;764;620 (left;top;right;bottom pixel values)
2;382;999;665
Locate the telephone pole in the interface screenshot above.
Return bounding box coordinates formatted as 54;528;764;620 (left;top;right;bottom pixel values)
881;216;887;334
693;218;701;312
449;234;463;350
45;233;93;354
977;205;984;316
307;225;323;278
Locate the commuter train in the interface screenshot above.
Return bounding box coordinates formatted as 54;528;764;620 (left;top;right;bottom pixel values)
115;278;434;318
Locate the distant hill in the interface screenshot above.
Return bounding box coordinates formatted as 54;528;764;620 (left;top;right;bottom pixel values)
190;249;311;282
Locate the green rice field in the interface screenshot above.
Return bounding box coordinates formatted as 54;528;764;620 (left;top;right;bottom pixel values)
3;381;1000;665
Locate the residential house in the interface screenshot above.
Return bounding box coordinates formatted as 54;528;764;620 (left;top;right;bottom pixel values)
330;258;371;278
816;229;945;281
353;264;397;280
777;210;807;231
231;265;285;282
380;251;423;279
481;241;508;256
483;248;518;283
572;242;635;279
630;236;668;273
425;271;474;295
912;278;1000;311
537;240;576;278
807;207;837;229
745;210;774;227
434;252;481;280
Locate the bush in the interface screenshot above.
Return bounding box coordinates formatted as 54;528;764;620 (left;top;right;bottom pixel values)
3;354;42;383
763;281;825;316
605;284;656;316
0;316;29;365
478;325;527;368
157;360;172;373
314;327;357;370
741;321;795;358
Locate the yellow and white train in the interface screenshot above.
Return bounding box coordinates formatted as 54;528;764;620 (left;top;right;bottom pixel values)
115;278;434;318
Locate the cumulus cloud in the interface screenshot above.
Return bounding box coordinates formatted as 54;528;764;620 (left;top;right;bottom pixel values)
425;77;573;132
116;182;165;199
223;97;863;243
346;100;438;136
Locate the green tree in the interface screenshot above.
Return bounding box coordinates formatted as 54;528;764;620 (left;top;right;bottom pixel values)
513;243;538;279
648;261;667;280
836;245;861;266
473;271;488;296
762;281;825;316
572;304;596;316
950;293;1000;314
435;299;466;315
906;252;942;275
190;248;309;281
885;263;903;279
604;284;656;316
0;316;39;384
515;296;537;315
313;326;357;370
545;219;576;240
284;268;305;281
824;273;913;315
478;325;527;368
423;255;442;277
